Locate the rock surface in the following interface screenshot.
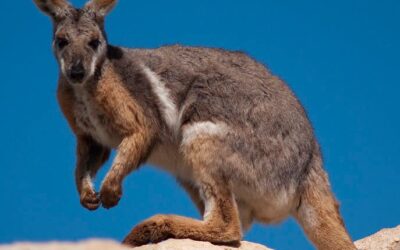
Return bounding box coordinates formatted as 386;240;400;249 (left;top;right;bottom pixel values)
0;239;271;250
134;239;272;250
0;240;130;250
355;225;400;250
1;225;399;250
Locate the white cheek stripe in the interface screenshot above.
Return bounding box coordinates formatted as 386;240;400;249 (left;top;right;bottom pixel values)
141;65;179;133
89;56;98;78
60;58;67;76
181;121;229;146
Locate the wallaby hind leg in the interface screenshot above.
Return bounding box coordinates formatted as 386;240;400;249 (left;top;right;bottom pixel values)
122;176;241;247
122;136;242;247
294;163;356;249
179;178;254;232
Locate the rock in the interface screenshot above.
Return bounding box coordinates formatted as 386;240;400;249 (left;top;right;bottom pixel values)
0;239;272;250
133;239;272;250
1;225;399;250
0;239;130;250
355;225;400;250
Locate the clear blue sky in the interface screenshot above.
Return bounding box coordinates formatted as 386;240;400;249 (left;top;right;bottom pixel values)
0;1;399;249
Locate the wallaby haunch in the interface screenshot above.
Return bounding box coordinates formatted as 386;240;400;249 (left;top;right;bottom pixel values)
34;0;356;249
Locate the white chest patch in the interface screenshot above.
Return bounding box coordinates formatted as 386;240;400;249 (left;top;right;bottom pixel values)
74;88;121;148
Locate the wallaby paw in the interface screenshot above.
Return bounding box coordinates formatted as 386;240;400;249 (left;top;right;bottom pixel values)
99;180;122;209
80;188;100;211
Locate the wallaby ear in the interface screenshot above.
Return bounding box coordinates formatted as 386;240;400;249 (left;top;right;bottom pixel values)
84;0;117;17
33;0;72;20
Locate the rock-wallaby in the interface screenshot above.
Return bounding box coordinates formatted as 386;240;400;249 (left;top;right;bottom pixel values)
34;0;356;249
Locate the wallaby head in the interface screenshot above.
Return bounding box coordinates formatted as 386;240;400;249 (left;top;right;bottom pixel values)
34;0;117;84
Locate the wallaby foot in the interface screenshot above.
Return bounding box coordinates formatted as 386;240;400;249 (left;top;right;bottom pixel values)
122;214;238;247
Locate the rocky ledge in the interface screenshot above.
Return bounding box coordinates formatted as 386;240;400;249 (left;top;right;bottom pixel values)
1;225;399;250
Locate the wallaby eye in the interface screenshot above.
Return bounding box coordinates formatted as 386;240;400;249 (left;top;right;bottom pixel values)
89;39;101;50
55;37;69;50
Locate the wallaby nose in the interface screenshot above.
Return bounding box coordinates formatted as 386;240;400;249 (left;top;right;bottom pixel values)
69;63;85;82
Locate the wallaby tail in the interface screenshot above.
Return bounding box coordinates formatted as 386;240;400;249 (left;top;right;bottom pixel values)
294;151;356;250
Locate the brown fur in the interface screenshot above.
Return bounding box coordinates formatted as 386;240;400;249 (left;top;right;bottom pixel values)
58;62;156;209
84;0;117;18
294;151;355;250
35;1;357;249
124;137;242;246
34;0;73;21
